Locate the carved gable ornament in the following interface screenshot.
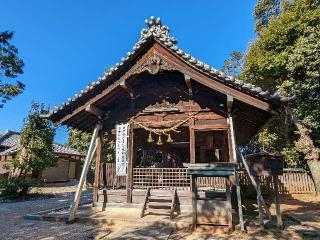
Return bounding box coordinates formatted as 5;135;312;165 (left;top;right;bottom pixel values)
133;54;176;75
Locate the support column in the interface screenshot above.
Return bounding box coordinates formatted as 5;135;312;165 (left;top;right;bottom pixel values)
227;95;244;231
273;176;283;228
93;128;103;206
126;124;134;203
226;177;233;230
68;123;101;222
191;175;197;230
189;118;195;164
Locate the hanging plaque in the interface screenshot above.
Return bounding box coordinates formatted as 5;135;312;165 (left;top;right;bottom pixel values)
115;123;130;176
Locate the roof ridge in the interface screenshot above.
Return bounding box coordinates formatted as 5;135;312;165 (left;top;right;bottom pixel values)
49;16;289;117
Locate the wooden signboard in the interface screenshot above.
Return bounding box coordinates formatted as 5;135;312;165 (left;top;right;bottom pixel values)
116;123;130;176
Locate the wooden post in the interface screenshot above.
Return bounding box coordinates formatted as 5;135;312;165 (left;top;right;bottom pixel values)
126;124;134;203
226;177;233;230
273;176;283;228
191;175;197;229
68;123;101;222
256;177;264;226
189;118;195;164
227;106;244;231
93;128;103;206
237;148;272;220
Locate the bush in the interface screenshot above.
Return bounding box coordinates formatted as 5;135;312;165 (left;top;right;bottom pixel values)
0;177;32;200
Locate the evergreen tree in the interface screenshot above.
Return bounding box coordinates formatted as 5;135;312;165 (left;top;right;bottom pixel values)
12;102;57;178
0;30;25;108
241;0;320;194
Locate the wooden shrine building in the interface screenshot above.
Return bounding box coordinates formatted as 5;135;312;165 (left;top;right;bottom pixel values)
49;17;286;229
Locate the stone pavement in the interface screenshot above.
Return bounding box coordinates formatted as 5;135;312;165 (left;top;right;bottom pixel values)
110;223;173;240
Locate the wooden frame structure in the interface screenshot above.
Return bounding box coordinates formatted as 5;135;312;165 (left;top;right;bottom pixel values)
49;17;285;229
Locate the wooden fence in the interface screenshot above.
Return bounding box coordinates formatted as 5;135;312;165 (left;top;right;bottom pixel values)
100;164;316;195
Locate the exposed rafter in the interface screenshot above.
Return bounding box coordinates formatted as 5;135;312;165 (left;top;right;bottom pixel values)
85;104;107;120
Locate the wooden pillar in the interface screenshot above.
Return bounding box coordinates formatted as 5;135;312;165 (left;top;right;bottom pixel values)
227;104;244;231
191;175;197;229
93;128;103;206
273;176;283;228
226;177;233;230
126;124;134;203
189;118;195;164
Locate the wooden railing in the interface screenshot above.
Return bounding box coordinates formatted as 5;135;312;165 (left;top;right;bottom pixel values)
133;167;190;190
101;164;316;195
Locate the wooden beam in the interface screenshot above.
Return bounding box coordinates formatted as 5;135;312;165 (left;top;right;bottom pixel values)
68;123;101;222
120;80;134;99
184;74;193;99
85;104;106;119
93;127;103;206
154;43;272;112
227;95;234;113
191;124;228;131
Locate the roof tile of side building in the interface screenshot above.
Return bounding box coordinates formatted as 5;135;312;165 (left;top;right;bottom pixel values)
49;16;290;118
0;130;81;156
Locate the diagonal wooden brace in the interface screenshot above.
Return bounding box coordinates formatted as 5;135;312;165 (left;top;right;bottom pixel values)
68;123;102;222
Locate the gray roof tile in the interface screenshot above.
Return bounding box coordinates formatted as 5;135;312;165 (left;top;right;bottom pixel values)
49;16;289;118
0;130;81;156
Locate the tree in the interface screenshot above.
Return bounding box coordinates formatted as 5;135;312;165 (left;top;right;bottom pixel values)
0;31;25;108
12;102;57;178
221;51;245;77
68;129;115;165
253;0;281;31
242;0;320;194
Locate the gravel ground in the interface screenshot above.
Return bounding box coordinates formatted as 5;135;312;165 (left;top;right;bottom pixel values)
0;185;100;240
1;186;320;240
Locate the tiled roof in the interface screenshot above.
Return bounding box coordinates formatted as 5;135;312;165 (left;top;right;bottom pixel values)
0;130;81;156
49;16;289;118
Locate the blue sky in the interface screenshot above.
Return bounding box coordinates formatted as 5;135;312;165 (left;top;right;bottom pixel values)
0;0;256;144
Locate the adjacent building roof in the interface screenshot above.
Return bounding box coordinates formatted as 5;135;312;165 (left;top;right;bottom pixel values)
0;130;81;157
49;16;289;120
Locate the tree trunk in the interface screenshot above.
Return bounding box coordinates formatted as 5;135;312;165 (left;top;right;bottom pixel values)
307;159;320;196
286;107;320;196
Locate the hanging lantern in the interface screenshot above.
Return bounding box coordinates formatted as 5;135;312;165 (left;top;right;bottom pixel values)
147;131;154;143
156;135;163;145
167;133;173;143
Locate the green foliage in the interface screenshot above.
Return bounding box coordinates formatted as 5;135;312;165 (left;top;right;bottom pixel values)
68;129;116;165
240;0;320;164
254;0;281;31
12;102;57;178
0;177;32;200
0;30;25;108
221;51;245;77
